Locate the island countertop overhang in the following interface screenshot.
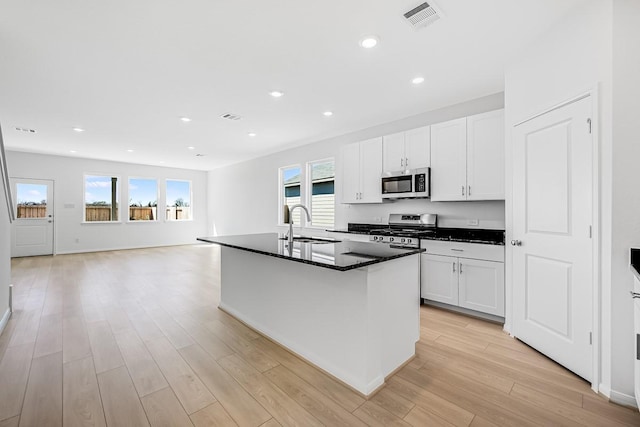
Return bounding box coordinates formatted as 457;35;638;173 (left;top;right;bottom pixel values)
197;233;424;271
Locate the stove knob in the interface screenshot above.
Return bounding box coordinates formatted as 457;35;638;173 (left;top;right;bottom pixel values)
389;237;395;242
407;238;413;244
401;238;406;243
373;236;378;241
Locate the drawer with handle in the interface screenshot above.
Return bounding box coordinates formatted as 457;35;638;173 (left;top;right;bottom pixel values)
420;239;504;262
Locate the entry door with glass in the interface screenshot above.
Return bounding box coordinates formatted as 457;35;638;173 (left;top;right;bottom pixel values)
11;178;54;257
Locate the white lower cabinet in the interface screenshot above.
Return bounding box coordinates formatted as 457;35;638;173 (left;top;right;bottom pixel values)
420;240;505;317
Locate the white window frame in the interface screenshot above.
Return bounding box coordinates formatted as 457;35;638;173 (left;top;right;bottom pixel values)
83;173;121;223
305;157;335;230
278;164;303;226
165;178;193;222
127;176;159;223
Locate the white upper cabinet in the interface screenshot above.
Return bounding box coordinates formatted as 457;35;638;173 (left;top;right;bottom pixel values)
430;117;467;201
404;126;431;170
382;126;430;172
466;109;505;200
340;137;383;204
430;109;504;201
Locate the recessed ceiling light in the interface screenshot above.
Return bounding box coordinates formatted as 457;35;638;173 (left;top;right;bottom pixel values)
127;149;134;153
360;36;378;49
70;150;77;153
72;127;85;132
180;117;192;122
323;111;333;117
412;76;425;85
248;132;257;137
187;146;195;150
269;91;284;98
159;161;165;164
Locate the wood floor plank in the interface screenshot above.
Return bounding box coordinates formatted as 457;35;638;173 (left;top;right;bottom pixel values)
0;342;35;421
404;405;456;427
353;401;412;427
145;337;216;414
9;309;41;347
172;314;235;360
141;387;194;427
114;329;168;397
509;383;626;427
204;319;279;373
62;310;92;364
252;337;366;413
85;320;124;374
218;354;323;427
190;402;239;427
385;376;475;427
19;352;62;427
97;366;150;427
416;339;584;408
263;365;367;427
582;394;640;426
179;343;272;427
0;417;19;427
259;420;281;427
63;356;106;427
145;308;195;349
369;387;415;419
33;312;63;358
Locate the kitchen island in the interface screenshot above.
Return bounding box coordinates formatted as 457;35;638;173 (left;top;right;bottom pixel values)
197;233;422;396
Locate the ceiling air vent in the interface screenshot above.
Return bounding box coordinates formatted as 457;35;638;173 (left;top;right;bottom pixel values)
403;2;442;30
220;113;242;121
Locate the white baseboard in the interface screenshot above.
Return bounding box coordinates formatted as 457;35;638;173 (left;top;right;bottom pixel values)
610;390;638;409
0;307;11;336
55;241;202;255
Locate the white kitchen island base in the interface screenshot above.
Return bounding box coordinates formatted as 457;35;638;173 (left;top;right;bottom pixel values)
218;246;420;396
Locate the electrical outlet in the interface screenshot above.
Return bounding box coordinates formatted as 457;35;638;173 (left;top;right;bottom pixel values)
467;219;479;226
373;216;382;223
75;238;80;243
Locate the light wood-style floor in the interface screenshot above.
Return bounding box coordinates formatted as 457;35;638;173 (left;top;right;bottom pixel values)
1;245;638;427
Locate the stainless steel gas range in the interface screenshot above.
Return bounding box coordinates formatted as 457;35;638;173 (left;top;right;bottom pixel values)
368;213;437;248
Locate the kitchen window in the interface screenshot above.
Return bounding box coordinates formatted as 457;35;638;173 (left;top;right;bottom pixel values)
279;165;302;225
128;177;158;221
166;179;192;221
307;159;335;228
84;175;120;222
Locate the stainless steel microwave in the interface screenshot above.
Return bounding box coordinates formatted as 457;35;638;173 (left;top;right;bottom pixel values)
381;167;430;199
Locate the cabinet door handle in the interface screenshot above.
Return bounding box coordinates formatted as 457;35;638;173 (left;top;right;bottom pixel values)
400;158;404;167
468;186;471;196
631;291;640;299
459;263;463;274
461;185;465;196
405;157;409;167
452;262;456;273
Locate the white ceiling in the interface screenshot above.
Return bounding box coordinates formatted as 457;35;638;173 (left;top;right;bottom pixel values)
0;0;581;171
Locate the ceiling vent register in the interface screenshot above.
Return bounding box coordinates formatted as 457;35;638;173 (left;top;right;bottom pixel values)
404;2;442;29
220;113;242;121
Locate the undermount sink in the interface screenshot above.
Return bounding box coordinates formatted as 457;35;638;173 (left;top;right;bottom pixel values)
279;236;341;244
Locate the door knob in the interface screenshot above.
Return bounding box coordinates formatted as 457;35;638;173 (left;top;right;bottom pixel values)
510;240;522;246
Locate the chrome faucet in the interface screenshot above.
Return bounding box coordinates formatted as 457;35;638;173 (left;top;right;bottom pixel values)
287;204;311;245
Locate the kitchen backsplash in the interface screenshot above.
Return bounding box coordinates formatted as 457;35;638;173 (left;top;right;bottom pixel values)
336;199;505;230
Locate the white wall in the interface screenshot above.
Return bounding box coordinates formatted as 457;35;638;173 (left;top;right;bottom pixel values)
611;0;640;404
208;92;505;237
0;162;11;331
505;0;639;404
7;151;208;254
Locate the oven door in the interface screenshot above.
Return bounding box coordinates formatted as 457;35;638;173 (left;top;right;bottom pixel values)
381;174;413;196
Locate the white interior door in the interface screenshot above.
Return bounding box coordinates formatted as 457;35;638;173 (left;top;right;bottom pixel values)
11;178;54;257
512;96;593;381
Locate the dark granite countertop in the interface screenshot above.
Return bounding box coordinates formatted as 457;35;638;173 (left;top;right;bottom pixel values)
328;225;505;245
631;248;640;281
197;233;423;271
